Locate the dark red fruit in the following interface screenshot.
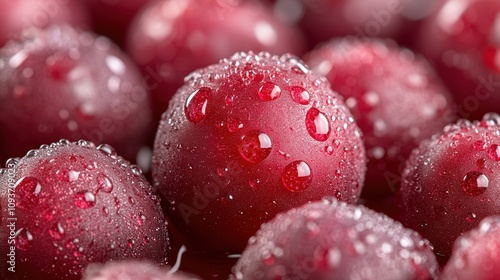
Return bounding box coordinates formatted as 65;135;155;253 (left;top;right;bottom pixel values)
0;0;90;47
441;216;500;280
84;0;152;46
153;52;366;255
0;25;153;163
304;37;455;197
231;198;439;280
126;0;307;120
0;140;170;280
273;0;407;48
399;114;500;261
416;0;500;120
82;261;195;280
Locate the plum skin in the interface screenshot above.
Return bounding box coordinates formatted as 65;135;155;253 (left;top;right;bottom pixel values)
0;140;170;280
153;52;366;255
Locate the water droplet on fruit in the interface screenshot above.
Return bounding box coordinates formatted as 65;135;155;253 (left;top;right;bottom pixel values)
306;108;330;141
488;144;500;161
74;191;96;209
128;197;136;205
15;229;33;251
58;139;70;145
281;161;313;192
97;173;113;193
238;130;272;163
130;165;143;176
6;158;20;167
25;150;38;158
249;179;260;189
462;171;489;196
227;117;243;132
49;222;65;240
258;82;281;101
68;170;80;182
328;248;342;268
465;212;477;223
473;140;486;151
185;87;211;123
97;144;117;159
14;177;42;209
105;55;126;75
46;52;74;80
290;86;310;105
322;146;334;155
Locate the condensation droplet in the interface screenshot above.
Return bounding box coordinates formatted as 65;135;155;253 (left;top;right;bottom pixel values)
465;212;477;223
97;144;117;159
15;229;33;251
74;191;96;209
306;107;330;141
185;87;211;123
130;165;143;176
488;144;500;161
258;82;281;101
97;173;113;193
290;86;310;105
227;117;243;132
238;130;272;163
14;177;42;209
473;140;486;151
49;222;65;240
462;171;489;196
281;161;313;192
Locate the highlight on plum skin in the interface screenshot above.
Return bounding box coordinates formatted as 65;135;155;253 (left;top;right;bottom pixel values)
0;25;153;164
126;0;307;121
231;198;439;280
304;37;455;198
152;51;366;256
398;113;500;263
0;140;170;280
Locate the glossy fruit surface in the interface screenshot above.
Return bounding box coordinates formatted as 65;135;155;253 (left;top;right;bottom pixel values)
304;37;454;197
153;51;366;255
399;114;500;261
126;0;306;120
0;25;153;163
82;260;196;280
0;140;169;280
0;0;90;47
441;216;500;280
416;0;500;120
232;198;439;280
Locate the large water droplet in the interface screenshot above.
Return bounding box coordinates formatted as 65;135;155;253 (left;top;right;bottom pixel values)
462;171;489;196
238;130;272;163
488;144;500;161
97;144;117;159
306;108;330;141
185;87;211;123
258;82;281;101
15;229;33;251
281;161;313;192
290;86;310;105
74;191;96;209
14;177;42;209
97;173;113;193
